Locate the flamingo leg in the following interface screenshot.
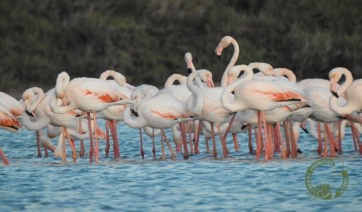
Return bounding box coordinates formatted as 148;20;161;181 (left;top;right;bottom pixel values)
323;123;328;158
277;123;287;159
268;124;274;159
283;120;291;158
216;124;228;157
205;137;210;153
0;147;9;165
317;122;322;155
161;129;176;160
79;121;85;158
44;147;49;157
105;120;110;157
63;127;77;162
273;125;280;153
325;123;335;157
194;120;201;154
261;111;270;161
351;124;362;154
290;120;297;158
36;131;41;157
152;128;156;158
61;129;66;162
248;124;253;154
179;123;189;159
112;120;120;158
161;132;165;160
350;124;358;151
87;112;94;163
337;120;342;154
221;113;237;151
210;123;217;158
256;112;262;161
92;111;99;163
139;128;145;159
232;133;239;152
186;121;194;154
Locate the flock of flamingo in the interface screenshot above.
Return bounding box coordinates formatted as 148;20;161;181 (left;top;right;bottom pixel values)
1;35;362;165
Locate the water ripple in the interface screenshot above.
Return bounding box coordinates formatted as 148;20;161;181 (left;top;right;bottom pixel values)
0;120;361;211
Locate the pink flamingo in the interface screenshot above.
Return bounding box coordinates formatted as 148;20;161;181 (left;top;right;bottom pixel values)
0;104;22;165
98;70;133;158
221;65;308;161
49;72;133;163
303;85;362;156
21;87;89;160
123;76;204;159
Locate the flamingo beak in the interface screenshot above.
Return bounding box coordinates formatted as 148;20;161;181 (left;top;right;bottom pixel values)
300;121;308;134
206;78;215;88
329;78;339;98
270;72;275;77
176;145;182;153
227;77;234;86
187;60;193;74
215;45;223;60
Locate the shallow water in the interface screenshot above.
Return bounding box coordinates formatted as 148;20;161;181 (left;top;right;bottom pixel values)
0;121;361;211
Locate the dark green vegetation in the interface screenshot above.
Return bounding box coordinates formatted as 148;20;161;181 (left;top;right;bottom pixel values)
1;0;362;98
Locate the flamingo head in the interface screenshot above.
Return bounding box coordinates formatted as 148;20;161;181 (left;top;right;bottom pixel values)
215;36;234;59
300;121;308;134
198;69;214;88
184;52;194;74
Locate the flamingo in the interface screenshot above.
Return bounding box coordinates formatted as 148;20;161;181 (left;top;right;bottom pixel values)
49;72;133;163
221;64;308;160
226;64;307;159
98;70;133;158
122;69;213;159
0;92;24;164
215;36;240;87
303;85;362;156
187;69;245;158
0;104;21;165
21;87;87;161
128;84;166;158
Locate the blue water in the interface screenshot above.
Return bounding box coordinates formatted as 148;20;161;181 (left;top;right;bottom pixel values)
0;120;361;211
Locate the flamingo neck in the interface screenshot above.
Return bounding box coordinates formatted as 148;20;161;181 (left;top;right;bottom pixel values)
49;92;76;114
186;71;204;115
55;72;70;99
336;69;353;96
28;87;45;113
100;70;126;87
221;38;239;88
306;119;324;139
165;74;187;87
21;111;49;131
274;68;296;82
221;65;253;112
123;106;147;128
